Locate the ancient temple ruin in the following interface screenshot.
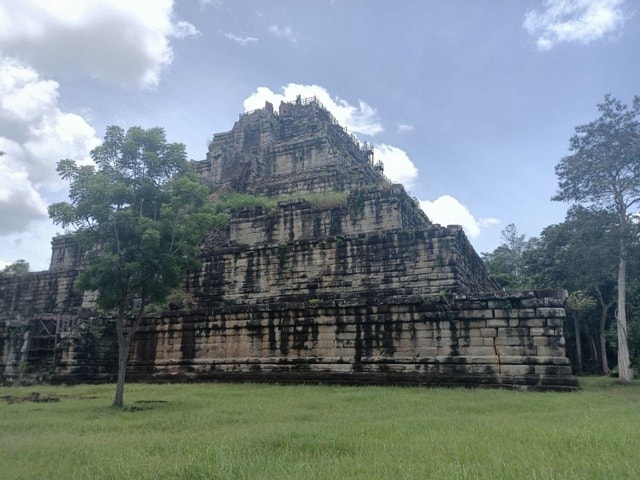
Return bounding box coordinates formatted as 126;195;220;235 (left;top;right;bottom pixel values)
0;98;578;390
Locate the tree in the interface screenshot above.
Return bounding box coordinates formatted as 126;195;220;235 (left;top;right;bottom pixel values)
49;126;216;407
553;94;640;383
565;290;597;376
525;206;619;374
0;259;30;278
482;224;533;290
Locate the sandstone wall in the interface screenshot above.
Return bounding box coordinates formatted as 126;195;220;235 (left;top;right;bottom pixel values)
193;99;384;197
122;290;577;390
0;98;577;390
192;226;496;307
0;267;82;380
227;186;426;246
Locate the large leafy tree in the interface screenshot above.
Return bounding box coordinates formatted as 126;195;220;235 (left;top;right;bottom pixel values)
553;95;640;383
525;207;618;374
482;224;533;290
49;126;216;407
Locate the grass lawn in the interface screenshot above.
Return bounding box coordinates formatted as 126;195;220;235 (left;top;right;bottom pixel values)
1;377;638;479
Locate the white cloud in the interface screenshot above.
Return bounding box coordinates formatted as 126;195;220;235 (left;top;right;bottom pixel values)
222;32;259;45
268;24;295;41
0;0;194;89
243;83;383;136
524;0;629;50
173;20;200;39
397;123;415;133
0;57;99;267
373;144;418;188
419;195;499;239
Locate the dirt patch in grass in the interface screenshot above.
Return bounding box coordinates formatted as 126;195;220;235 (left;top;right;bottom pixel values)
2;392;60;404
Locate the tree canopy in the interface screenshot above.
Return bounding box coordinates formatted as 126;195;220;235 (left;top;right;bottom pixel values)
0;259;30;279
49;125;217;407
553;94;640;382
482;224;533;290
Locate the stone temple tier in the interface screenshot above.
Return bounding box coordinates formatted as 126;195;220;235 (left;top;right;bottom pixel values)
0;98;578;390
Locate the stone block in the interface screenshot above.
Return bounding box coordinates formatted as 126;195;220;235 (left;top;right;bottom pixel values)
496;345;536;356
480;328;497;337
532;336;549;346
520;318;545;327
464;346;497;356
536;345;565;357
456;309;494;320
499;364;535;376
495;335;526;346
492;308;516;319
486;319;508;328
520;298;544;308
497;327;530;338
536;307;565;318
530;327;560;336
546;317;565;327
535;365;572;375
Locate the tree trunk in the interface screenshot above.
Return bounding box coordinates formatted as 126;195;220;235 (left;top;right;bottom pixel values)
617;254;633;383
573;314;583;376
594;286;611;374
599;305;611;374
113;316;131;408
113;309;142;408
589;334;598;372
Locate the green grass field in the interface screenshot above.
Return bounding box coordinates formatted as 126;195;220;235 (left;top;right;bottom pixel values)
1;377;638;479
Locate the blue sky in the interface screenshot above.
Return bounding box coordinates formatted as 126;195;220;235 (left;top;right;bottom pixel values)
1;0;638;271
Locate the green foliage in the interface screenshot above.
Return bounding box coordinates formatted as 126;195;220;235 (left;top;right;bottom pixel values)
49;126;213;314
525;206;619;292
303;191;348;209
347;189;366;216
553;94;640;383
1;380;639;479
0;259;30;279
213;192;278;214
212;191;349;215
553;95;640;217
48;125;217;406
481;224;533;290
276;243;291;264
566;291;597;317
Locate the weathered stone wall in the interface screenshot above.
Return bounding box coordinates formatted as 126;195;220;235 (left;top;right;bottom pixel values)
193;99;384;197
0;266;82;380
49;235;84;271
123;290;576;390
192;225;496;307
226;186;428;246
0;98;578;390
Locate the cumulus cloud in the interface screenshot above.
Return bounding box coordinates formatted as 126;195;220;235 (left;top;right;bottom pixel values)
0;57;99;264
243;83;383;136
373;144;418;188
524;0;629;50
0;0;196;89
222;32;259;45
419;195;499;239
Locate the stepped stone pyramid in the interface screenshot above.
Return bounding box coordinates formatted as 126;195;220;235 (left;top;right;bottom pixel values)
0;98;578;390
188;97;499;305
